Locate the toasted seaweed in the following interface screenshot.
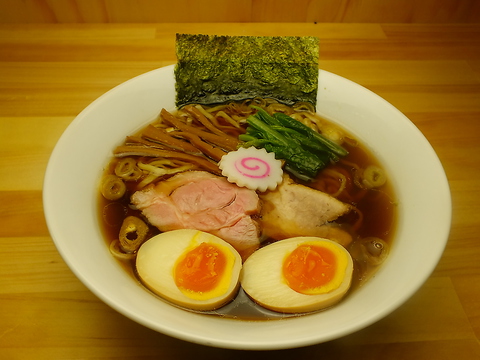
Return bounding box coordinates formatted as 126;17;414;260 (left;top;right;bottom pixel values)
174;34;319;108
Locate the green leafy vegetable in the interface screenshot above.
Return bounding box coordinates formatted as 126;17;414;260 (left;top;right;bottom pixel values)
175;34;319;108
272;112;348;157
240;108;348;181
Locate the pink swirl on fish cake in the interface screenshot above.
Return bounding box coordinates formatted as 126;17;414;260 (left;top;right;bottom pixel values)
235;157;271;179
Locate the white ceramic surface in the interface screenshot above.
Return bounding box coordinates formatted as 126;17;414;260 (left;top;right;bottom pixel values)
43;65;451;350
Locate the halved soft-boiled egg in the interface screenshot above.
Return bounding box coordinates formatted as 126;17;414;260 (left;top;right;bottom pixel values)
240;237;353;313
136;229;242;311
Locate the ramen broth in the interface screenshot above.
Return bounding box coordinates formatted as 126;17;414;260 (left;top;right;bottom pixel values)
98;102;397;320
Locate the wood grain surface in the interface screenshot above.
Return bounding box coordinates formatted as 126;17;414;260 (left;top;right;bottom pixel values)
0;23;479;359
1;0;480;24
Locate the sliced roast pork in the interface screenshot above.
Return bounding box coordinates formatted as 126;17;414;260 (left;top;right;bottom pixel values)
131;171;261;256
259;175;353;245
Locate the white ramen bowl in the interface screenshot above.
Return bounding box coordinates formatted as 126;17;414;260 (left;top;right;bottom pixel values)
44;65;451;350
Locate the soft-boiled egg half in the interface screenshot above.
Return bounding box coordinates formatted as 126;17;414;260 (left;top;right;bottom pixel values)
136;229;242;311
240;237;354;313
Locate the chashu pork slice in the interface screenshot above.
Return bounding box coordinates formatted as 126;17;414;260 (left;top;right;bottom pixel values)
259;175;352;245
131;171;261;256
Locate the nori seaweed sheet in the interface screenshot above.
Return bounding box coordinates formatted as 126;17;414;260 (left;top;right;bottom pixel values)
174;34;319;108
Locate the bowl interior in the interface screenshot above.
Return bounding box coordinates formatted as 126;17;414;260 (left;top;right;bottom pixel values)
43;65;451;350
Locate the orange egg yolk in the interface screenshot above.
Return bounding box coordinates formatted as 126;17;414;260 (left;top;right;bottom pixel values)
282;244;337;294
174;242;227;293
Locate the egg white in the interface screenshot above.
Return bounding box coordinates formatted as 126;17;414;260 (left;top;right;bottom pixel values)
136;229;242;311
240;237;353;313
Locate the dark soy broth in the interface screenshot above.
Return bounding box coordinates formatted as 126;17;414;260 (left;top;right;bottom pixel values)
98;106;397;321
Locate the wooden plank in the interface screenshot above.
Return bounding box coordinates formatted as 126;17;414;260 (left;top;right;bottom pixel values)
0;116;72;190
452;275;480;340
319;60;480;85
0;191;49;237
0;237;85;294
1;0;480;24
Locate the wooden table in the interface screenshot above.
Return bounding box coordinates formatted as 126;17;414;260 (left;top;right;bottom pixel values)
1;23;479;359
